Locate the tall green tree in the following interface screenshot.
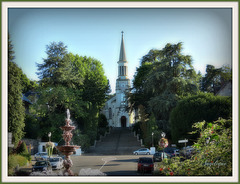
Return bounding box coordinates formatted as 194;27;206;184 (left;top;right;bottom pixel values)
8;35;25;146
37;41;68;87
130;42;200;137
201;64;232;94
35;42;109;144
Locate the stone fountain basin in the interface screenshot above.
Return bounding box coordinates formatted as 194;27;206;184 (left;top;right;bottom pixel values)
57;145;80;156
60;125;76;131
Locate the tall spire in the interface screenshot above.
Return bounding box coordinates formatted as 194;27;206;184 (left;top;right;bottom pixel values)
119;31;127;62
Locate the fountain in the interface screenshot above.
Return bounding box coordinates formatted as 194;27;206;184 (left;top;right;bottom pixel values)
56;109;80;176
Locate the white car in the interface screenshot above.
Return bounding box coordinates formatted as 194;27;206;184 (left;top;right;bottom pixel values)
48;157;64;170
34;152;49;160
133;148;151;155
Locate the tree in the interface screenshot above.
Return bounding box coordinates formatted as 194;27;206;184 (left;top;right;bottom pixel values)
8;35;25;146
20;73;38;93
130;42;200;137
37;41;68;87
170;92;232;143
201;65;232;94
35;42;109;145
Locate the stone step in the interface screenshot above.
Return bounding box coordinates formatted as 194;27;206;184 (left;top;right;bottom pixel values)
89;128;141;155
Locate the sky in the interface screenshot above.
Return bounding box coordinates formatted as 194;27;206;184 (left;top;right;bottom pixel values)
8;8;232;93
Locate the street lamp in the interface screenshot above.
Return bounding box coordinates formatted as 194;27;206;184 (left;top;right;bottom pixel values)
151;132;154;147
161;132;166;138
48;132;51;142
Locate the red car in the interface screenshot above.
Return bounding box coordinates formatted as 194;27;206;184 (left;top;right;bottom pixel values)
137;157;154;174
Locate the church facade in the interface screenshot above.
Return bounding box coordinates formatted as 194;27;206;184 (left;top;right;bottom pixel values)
102;32;135;127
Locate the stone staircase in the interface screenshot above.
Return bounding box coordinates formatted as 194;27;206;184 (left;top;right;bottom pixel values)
88;128;141;155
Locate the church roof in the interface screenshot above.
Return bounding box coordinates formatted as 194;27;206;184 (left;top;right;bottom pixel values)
119;31;127;62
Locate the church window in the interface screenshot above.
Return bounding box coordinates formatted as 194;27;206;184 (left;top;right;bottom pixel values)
124;66;126;76
121;94;126;102
109;108;112;119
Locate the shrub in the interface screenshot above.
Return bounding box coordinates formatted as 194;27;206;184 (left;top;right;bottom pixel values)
72;129;91;151
20;153;32;162
155;118;232;176
17;141;28;155
170;92;231;143
8;154;28;176
8;155;18;175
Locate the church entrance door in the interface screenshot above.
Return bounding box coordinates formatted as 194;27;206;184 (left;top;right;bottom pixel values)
121;116;127;127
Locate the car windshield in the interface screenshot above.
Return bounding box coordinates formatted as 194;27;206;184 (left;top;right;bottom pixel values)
35;161;47;166
49;158;60;162
41;153;48;156
139;158;153;163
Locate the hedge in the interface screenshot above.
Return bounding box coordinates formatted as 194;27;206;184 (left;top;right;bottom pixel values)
170;92;231;144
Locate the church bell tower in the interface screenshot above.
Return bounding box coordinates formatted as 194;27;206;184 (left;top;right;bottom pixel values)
115;31;131;127
116;31;130;92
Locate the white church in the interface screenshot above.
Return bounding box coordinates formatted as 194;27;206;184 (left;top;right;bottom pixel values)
102;32;135;128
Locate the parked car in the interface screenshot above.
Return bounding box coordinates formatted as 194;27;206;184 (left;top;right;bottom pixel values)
153;151;169;162
163;147;180;158
32;160;52;172
180;146;195;158
137;157;154;174
34;152;49;160
133;148;150;155
48;157;63;170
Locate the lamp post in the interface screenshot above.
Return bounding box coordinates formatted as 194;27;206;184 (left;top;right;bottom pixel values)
48;132;51;142
47;132;52;159
152;132;154;147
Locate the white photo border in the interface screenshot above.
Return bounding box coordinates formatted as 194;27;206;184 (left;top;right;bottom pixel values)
1;1;239;183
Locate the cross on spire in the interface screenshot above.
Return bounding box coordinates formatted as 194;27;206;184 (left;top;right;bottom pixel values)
121;31;124;36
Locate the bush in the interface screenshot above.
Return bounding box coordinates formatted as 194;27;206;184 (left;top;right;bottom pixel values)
8;154;28;176
8;155;18;175
170;92;232;143
17;141;28;155
20;153;31;162
155;118;232;176
72;129;91;150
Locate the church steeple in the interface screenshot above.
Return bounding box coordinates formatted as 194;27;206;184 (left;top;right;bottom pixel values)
118;31;128;79
119;31;127;62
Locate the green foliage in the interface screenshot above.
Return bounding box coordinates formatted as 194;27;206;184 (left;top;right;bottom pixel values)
8;154;18;175
98;114;108;136
24;114;40;139
35;42;109;145
155;118;232;176
72;129;91;150
130;42;199;140
20;73;38;93
17;142;28;155
15;141;32;161
98;114;108;128
170;92;232;143
8;35;25;146
8;154;28;176
201;64;232;94
37;41;68;87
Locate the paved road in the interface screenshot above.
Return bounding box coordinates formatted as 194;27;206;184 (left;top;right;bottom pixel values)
71;154;154;176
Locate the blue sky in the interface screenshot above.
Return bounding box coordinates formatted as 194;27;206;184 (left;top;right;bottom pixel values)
8;8;232;93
